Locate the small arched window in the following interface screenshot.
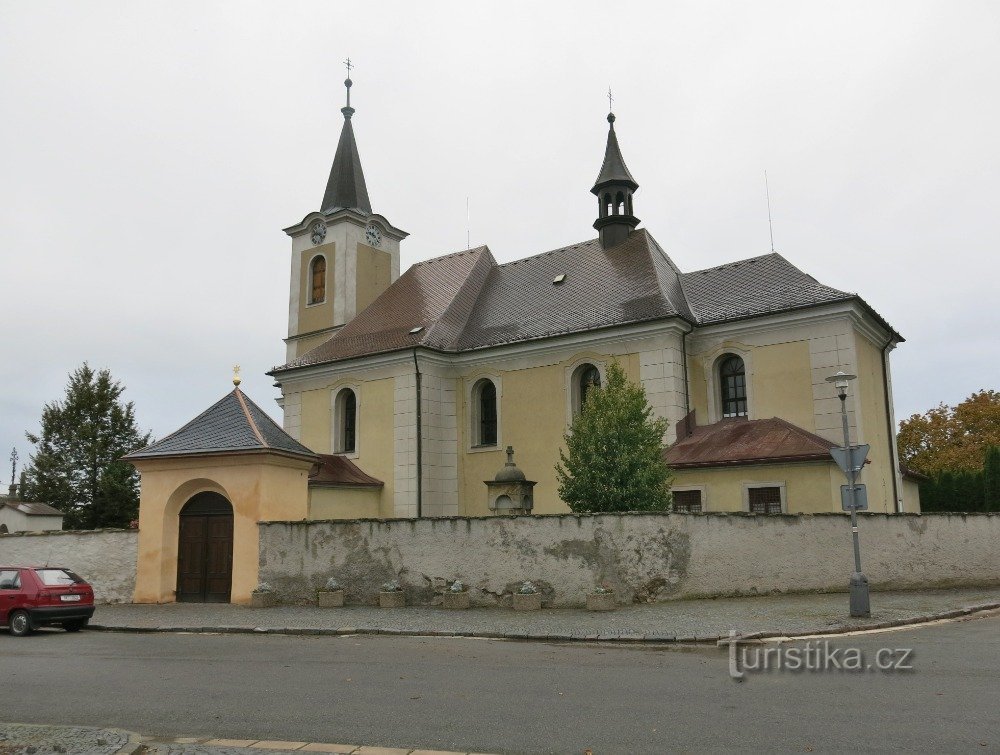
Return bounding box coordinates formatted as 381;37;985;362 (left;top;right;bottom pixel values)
720;355;747;418
615;191;625;215
309;255;327;305
572;363;602;415
603;193;613;217
334;388;357;453
472;378;498;447
0;524;8;534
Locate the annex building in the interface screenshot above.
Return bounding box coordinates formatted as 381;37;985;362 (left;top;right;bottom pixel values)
127;76;919;604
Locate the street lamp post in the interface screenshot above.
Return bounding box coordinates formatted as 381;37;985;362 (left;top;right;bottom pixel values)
825;370;871;618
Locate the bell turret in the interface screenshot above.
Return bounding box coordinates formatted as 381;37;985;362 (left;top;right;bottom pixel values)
591;111;640;250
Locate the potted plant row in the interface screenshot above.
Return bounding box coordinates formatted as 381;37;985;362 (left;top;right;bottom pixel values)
250;582;278;608
512;581;542;611
586;584;616;612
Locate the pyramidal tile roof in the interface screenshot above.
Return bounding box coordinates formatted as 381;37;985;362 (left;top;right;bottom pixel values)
125;388;315;461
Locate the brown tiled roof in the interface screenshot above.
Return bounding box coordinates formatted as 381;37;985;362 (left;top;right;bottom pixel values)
309;454;384;488
3;501;63;517
665;417;835;469
272;229;899;375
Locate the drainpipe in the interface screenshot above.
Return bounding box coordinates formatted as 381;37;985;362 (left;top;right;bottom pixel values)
412;348;423;519
681;327;691;416
881;339;903;513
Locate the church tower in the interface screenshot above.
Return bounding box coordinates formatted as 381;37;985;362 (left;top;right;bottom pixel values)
591;110;640;250
282;70;408;361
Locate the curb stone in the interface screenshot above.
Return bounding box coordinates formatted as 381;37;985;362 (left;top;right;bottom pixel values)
86;601;1000;645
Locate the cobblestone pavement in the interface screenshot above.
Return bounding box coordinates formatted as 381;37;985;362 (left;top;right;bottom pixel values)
0;725;493;755
88;586;1000;642
0;723;133;754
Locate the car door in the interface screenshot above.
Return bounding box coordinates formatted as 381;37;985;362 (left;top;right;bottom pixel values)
0;568;23;624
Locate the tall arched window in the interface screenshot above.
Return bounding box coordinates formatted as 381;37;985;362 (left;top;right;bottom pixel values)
309;255;327;304
472;379;498;447
334;388;357;453
720;355;747;418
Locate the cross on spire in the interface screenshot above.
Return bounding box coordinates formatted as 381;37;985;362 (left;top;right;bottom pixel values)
607;87;614;112
344;57;353;76
343;57;354;109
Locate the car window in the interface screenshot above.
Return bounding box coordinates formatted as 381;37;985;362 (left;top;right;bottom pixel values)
33;568;82;586
0;569;21;590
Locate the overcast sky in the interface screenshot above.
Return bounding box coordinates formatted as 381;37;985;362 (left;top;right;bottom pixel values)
1;1;998;474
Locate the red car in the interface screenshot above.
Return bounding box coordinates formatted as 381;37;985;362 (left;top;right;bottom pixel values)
0;565;96;636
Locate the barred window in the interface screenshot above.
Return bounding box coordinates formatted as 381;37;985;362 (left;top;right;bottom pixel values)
673;489;703;513
720;355;747;418
748;486;782;514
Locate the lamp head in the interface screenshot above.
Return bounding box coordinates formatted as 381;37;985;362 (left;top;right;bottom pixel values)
825;370;857;397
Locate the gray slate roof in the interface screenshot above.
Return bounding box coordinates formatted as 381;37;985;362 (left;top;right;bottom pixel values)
125;389;315;461
592;116;638;192
273;228;897;374
320;109;371;215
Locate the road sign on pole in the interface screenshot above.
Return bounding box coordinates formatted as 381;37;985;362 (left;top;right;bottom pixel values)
841;484;868;511
830;444;870;476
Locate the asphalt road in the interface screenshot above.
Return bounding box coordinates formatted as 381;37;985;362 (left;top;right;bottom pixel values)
1;616;998;754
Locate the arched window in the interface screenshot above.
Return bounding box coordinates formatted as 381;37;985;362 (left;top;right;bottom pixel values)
0;524;8;534
615;191;625;215
572;363;602;415
720;355;747;418
603;193;612;217
334;388;357;453
309;255;327;304
471;378;498;447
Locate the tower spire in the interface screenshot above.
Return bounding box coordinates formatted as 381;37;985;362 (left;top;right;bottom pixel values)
320;59;371;214
591;101;640;250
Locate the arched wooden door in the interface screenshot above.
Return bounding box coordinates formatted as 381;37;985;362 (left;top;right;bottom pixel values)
176;492;233;603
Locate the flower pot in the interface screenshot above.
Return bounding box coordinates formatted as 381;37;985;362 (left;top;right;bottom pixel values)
443;591;470;610
586;592;616;612
512;592;542;611
379;590;406;608
250;592;277;608
318;589;345;608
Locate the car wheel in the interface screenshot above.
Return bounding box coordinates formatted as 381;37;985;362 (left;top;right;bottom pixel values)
63;619;88;632
9;610;33;637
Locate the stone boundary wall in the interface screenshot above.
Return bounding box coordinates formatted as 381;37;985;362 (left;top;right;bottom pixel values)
258;512;1000;607
0;529;137;604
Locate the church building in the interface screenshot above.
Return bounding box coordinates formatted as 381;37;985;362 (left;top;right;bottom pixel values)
128;75;919;604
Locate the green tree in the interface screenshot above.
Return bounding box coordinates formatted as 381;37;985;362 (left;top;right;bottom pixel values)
898;390;1000;476
556;360;672;512
984;445;1000;512
21;364;151;529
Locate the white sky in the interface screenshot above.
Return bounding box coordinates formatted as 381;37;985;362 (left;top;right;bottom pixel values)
1;1;998;471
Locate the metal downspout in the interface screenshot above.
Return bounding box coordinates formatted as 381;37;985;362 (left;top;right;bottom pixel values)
412;348;423;518
881;339;903;513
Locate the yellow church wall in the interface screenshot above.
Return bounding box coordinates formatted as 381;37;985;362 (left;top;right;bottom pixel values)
749;340;816;431
689;357;708;420
297;375;397;518
457;351;643;516
853;331;897;513
131;453;312;605
308;486;383;519
297;242;335;337
671;462;840;513
355;242;392;314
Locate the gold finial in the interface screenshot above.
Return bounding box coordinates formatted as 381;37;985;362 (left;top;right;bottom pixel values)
233;364;242;387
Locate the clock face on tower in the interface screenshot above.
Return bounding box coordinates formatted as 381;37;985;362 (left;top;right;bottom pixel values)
310;220;327;245
365;224;382;247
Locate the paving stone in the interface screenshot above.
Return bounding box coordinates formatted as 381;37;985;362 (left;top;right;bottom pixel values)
297;745;359;753
250;742;309;750
0;723;131;755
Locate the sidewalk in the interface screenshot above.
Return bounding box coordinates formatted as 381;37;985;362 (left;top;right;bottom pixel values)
0;723;495;755
89;586;1000;643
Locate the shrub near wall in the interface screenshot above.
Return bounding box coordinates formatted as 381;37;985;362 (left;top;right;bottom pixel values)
258;512;1000;607
0;529;137;604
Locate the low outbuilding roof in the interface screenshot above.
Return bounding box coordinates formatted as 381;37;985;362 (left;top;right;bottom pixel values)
2;500;63;517
665;416;836;469
308;454;384;488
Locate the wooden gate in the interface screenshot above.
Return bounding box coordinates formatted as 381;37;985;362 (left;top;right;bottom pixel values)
176;492;233;603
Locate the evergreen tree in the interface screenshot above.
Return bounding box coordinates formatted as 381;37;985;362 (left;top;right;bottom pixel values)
984;445;1000;512
556;360;672;513
21;364;151;529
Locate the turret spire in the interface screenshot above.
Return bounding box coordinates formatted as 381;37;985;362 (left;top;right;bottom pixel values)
591;104;640;249
320;60;372;215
